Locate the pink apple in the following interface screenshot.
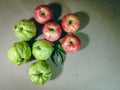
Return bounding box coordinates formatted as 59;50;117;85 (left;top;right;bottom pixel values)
34;5;53;24
61;13;80;33
42;22;62;42
61;34;81;53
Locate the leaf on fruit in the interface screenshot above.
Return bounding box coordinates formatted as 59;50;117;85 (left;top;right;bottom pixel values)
57;51;64;65
51;51;58;66
57;43;66;54
50;41;66;66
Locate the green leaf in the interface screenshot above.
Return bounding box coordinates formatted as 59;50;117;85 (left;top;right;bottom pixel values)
57;43;66;54
57;52;64;65
50;41;67;66
50;51;58;66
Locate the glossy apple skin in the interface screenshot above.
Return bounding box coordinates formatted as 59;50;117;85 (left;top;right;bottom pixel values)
62;13;80;33
61;34;81;53
42;22;62;42
34;5;53;24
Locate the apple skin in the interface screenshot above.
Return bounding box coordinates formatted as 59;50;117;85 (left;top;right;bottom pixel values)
42;22;62;42
14;19;36;41
61;34;81;53
34;5;53;24
32;39;54;60
61;13;80;33
7;41;31;66
28;61;52;85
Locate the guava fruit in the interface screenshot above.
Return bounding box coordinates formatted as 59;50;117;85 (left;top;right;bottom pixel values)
32;39;53;60
28;61;52;85
14;19;36;41
7;41;31;65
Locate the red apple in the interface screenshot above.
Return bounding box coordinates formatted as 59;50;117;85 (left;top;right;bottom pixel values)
61;34;81;53
34;5;53;24
61;13;80;33
42;22;62;42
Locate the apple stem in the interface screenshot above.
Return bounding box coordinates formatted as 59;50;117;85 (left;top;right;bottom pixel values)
68;20;72;24
41;11;45;16
69;41;73;44
41;13;45;16
49;28;54;31
21;58;24;62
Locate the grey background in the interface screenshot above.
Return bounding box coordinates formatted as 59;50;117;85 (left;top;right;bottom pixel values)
0;0;120;90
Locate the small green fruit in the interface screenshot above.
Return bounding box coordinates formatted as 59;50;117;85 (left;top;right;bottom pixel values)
7;41;31;66
14;19;36;41
28;61;52;85
32;39;53;60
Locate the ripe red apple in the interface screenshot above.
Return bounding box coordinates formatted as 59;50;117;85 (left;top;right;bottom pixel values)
61;34;81;53
61;13;80;33
42;22;62;42
34;5;53;24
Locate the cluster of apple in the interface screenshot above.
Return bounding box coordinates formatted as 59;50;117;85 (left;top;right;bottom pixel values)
7;5;81;85
34;5;81;53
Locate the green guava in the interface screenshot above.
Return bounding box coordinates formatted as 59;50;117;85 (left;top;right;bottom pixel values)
7;41;31;66
28;61;52;85
14;19;36;41
32;39;54;60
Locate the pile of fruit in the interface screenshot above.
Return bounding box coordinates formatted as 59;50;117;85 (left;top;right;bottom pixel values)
7;5;81;85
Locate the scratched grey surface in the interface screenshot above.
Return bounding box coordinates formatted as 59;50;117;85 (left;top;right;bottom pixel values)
0;0;120;90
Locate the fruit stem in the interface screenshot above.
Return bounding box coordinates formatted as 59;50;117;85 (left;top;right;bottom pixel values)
68;20;72;24
69;41;73;44
41;12;45;16
39;73;42;76
49;27;54;31
41;10;45;16
20;27;23;30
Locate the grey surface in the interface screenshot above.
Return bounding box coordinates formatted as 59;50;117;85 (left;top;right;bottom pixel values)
0;0;120;90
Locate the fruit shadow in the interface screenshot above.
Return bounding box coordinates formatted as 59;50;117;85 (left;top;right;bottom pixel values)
48;2;62;20
75;32;89;50
29;17;43;39
75;11;89;31
46;52;66;80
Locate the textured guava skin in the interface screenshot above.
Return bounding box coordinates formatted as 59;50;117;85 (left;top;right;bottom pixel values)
7;41;31;66
14;19;36;41
28;61;52;85
32;39;53;60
